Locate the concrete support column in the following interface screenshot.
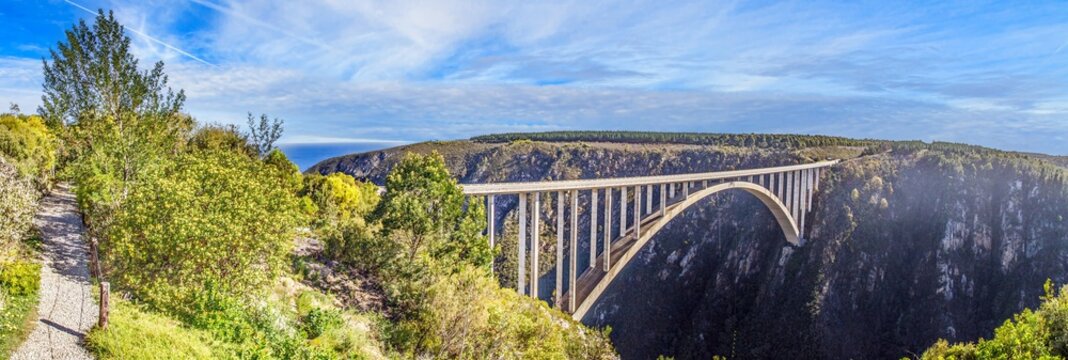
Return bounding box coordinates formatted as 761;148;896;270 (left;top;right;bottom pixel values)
487;195;495;249
555;191;564;306
643;184;649;218
669;183;675;198
786;171;794;220
757;174;764;187
604;188;613;271
660;183;667;216
518;193;526;295
684;181;690;198
619;186;627;241
569;190;578;311
633;185;641;238
532;192;540;298
589;189;598;269
793;171;801;222
777;172;785;201
800;170;808;236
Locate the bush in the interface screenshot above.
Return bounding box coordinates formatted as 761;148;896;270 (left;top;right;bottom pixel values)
103;149;301;316
390;265;616;359
0;261;41;296
301;307;343;339
0;159;36;259
0;113;56;185
920;280;1068;360
302;172;380;230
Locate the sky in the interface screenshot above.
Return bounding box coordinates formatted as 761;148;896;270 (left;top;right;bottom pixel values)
1;0;1067;155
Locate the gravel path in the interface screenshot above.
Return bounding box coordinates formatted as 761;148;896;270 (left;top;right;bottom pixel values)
12;184;95;360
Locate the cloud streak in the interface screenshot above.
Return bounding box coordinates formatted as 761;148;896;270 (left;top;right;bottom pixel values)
2;0;1067;155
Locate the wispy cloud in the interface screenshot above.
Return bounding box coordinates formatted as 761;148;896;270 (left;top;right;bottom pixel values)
64;0;214;65
2;0;1067;155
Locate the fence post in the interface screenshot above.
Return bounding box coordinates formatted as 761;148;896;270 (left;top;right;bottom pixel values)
99;281;110;329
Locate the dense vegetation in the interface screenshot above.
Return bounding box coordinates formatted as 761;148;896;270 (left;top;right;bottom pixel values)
921;280;1068;359
0;112;52;355
17;9;615;359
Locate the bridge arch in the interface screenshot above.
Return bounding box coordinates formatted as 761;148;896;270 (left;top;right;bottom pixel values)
571;180;799;319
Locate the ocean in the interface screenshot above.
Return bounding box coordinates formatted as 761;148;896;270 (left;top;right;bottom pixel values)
279;142;399;172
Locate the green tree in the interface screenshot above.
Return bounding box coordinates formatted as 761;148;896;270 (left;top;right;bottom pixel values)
246;112;283;157
40;10;191;238
375;152;492;271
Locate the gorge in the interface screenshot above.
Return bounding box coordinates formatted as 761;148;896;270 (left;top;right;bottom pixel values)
309;133;1068;359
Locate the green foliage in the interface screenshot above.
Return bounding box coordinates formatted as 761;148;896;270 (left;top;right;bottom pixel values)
302;172;380;230
0;260;40;358
0;113;56;185
45;10;192;250
301;307;344;339
0;261;41;297
247;113;284;157
0;159;37;259
103;149;301;316
388;265;615;359
188;124;256;157
920;281;1068;360
86;299;219;360
376;152;492;272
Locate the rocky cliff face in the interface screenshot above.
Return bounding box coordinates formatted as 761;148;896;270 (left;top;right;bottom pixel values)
310;139;1068;359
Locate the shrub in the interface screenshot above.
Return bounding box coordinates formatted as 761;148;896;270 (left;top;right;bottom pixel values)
0;113;56;185
301;307;343;339
390;265;616;359
0;159;36;259
302;172;380;230
0;261;41;296
103;149;301;315
920;280;1068;360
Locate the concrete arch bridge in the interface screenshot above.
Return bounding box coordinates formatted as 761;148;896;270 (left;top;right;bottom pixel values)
461;160;839;320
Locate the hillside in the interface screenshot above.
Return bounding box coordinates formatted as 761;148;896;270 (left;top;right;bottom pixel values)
309;133;1068;359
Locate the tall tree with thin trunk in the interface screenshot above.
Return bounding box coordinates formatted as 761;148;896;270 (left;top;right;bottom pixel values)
39;9;191;250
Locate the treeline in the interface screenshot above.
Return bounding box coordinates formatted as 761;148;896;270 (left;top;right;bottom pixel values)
471;131;881;148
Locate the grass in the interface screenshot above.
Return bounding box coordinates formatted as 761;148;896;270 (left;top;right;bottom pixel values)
0;284;39;357
85;299;220;360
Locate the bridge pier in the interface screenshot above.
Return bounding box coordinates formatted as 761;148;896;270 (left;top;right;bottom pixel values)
590;189;598;269
532;192;540;298
518;193;526;295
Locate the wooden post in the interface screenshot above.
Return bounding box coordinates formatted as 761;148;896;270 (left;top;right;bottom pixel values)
99;281;110;329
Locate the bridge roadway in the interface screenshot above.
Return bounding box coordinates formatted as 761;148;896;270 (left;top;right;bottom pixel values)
457;160;839;319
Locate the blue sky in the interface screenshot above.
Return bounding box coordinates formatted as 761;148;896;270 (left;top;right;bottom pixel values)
1;0;1067;154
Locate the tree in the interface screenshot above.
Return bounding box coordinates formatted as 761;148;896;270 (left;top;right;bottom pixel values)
247;112;283;157
375;152;492;271
40;10;191;229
